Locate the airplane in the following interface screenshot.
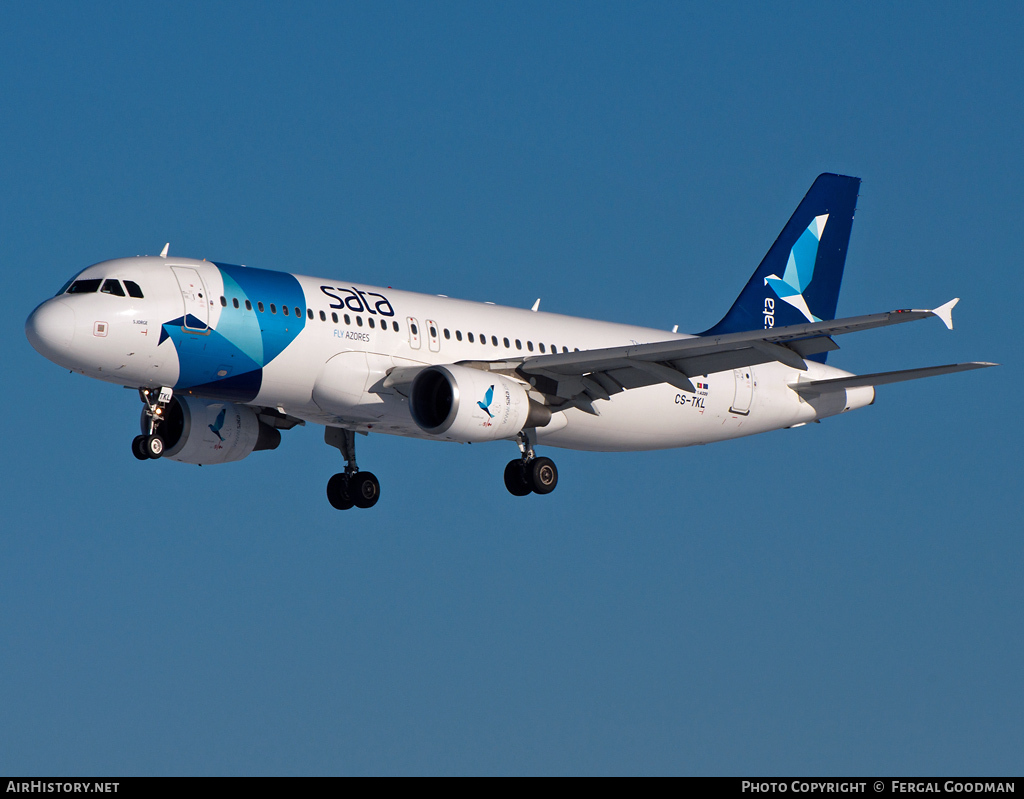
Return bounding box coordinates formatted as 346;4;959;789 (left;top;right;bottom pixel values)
25;173;995;510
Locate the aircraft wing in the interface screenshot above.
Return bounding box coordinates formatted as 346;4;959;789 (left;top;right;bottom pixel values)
472;300;965;413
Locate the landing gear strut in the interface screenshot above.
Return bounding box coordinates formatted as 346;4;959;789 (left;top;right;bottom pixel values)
504;430;558;496
132;386;173;460
325;427;380;510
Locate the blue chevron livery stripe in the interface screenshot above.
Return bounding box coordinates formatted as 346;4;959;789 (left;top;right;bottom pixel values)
158;263;308;401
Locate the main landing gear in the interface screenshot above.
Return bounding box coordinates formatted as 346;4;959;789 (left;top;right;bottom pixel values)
325;427;380;510
504;430;558;497
132;386;173;461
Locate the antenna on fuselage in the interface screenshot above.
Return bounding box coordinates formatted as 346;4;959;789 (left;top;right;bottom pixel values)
160;243;169;258
672;325;679;333
531;299;541;312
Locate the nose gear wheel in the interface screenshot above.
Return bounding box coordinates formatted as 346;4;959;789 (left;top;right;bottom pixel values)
131;387;173;461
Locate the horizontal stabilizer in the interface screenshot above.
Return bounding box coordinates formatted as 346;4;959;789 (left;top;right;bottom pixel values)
789;362;997;393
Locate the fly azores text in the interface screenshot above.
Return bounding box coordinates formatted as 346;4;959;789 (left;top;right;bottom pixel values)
320;285;395;317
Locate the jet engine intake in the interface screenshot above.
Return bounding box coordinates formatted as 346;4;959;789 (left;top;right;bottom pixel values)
409;364;549;442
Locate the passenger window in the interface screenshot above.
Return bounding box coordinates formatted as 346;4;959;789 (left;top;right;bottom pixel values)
270;304;277;314
319;310;326;321
258;302;265;313
332;312;339;323
562;346;568;353
219;295;227;306
430;325;437;338
368;317;375;329
308;308;314;320
527;341;534;352
456;330;463;341
392;321;399;332
295;307;301;318
410;323;418;335
444;329;451;340
491;336;498;346
124;280;144;298
101;279;125;297
233;298;239;309
344;314;351;325
467;332;474;343
515;339;522;350
245;300;252;310
539;343;546;353
356;316;363;327
503;337;510;348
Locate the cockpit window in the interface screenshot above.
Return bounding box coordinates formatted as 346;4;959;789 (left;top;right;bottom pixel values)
124;281;144;299
101;279;125;297
66;279;102;294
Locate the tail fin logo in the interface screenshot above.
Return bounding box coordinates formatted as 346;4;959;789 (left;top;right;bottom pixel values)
764;213;828;323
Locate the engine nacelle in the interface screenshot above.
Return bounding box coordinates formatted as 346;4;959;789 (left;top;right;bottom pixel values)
409;364;550;442
141;396;281;465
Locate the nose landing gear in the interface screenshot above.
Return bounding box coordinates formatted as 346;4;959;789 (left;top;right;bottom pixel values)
504;430;559;496
325;427;380;510
132;386;174;460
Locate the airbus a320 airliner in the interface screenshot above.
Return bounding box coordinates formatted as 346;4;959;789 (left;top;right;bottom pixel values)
25;174;994;509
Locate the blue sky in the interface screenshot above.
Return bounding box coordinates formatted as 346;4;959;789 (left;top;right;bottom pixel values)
2;2;1020;775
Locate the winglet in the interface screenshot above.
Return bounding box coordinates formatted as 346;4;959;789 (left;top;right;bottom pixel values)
160;243;169;258
932;298;959;330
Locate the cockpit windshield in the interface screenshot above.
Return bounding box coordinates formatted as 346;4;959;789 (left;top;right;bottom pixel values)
66;279;102;294
62;278;144;298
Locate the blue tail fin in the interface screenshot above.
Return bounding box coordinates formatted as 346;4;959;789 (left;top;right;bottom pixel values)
700;173;861;361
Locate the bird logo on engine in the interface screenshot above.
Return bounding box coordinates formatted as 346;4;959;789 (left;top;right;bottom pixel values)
478;386;496;425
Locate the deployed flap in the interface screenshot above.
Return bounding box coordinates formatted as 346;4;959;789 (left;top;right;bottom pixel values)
789;362;996;393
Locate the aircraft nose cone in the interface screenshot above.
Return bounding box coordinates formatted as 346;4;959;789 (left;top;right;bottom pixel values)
26;300;75;362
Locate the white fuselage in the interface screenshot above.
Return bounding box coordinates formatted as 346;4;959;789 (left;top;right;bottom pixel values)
26;257;873;453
